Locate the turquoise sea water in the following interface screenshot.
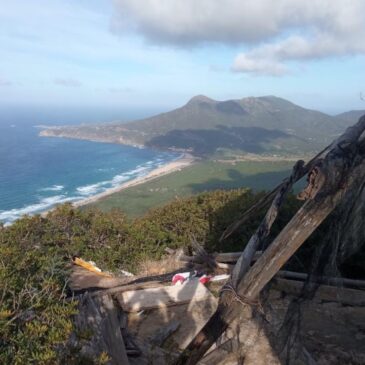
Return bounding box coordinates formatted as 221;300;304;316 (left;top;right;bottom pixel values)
0;106;178;225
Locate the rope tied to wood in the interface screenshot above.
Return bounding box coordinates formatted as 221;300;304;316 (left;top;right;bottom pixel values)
220;282;264;314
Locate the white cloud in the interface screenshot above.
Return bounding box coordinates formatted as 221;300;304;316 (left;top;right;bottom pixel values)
112;0;365;75
112;0;294;44
54;78;82;87
233;31;365;76
232;55;288;76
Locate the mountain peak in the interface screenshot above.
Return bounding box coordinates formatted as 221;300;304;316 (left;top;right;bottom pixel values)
41;94;353;157
238;95;301;111
187;95;216;104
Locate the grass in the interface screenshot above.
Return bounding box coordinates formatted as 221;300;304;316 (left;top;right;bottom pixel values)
85;160;297;217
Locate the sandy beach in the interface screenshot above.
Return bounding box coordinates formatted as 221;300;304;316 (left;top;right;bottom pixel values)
73;153;196;208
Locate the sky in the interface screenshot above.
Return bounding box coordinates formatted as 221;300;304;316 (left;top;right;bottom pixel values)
0;0;365;114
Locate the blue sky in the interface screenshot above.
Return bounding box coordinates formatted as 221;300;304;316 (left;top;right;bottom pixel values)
1;0;364;114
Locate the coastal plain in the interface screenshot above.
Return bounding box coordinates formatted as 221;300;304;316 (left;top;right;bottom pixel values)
83;159;297;217
40;95;361;218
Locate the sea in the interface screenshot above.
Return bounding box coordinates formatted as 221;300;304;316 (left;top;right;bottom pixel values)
0;105;179;225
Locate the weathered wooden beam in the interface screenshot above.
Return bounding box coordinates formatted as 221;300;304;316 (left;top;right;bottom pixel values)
174;192;342;364
199;339;238;365
96;295;130;365
216;251;263;263
70;266;187;296
149;320;180;347
207;248;365;289
210;262;365;290
117;280;213;312
73;293;130;365
273;278;365;306
174;115;365;364
220;144;331;242
276;270;365;289
69;265;131;291
90;281;167;298
231;159;306;286
237;163;365;300
178;251;262;264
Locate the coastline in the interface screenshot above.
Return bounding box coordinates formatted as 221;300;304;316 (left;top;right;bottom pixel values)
72;153;196;208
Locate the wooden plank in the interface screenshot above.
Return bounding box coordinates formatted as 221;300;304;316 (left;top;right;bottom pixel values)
236;150;365;299
95;295;130;365
149;320;180;347
199;339;237;365
179;251;262;264
117;280;213;312
73;293;130;365
231;159;306;287
69;265;131;291
276;270;365;289
70;265;184;294
127;293;218;351
215;251;262;263
90;281;166;298
209;264;365;290
128;338;179;365
273;278;365;306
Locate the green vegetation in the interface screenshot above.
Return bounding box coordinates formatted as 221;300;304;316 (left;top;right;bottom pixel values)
1;187;363;364
86;160;296;217
41;95;353;156
336;109;365;123
0;188;299;364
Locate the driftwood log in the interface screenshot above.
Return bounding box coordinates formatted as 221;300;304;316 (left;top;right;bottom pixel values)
175;116;365;364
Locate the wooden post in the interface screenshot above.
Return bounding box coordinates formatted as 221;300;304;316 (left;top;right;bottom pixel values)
174;115;365;365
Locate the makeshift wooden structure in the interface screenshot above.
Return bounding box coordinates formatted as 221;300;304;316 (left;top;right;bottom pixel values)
67;115;365;364
117;280;214;312
174;115;365;364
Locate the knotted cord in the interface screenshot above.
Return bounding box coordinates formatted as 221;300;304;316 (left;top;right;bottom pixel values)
220;282;264;313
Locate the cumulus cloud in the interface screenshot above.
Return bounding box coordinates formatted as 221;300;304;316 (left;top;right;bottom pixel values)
232;31;365;76
231;55;288;76
54;78;82;87
112;0;365;75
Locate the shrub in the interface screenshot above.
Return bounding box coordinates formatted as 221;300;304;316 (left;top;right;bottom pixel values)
1;188;361;363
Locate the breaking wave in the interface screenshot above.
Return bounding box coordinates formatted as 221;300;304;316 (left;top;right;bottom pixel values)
76;181;109;196
0;195;78;225
0;154;179;225
40;184;64;192
74;156;171;198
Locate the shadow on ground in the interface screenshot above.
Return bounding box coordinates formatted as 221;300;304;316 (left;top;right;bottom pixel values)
146;126;294;155
187;168;294;194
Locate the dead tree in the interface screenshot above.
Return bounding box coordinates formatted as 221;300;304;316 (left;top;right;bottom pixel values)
175;115;365;364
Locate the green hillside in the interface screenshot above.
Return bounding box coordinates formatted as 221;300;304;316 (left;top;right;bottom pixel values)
1;189;364;364
85;160;297;217
0;189;288;364
40;96;354;156
336;109;365;123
